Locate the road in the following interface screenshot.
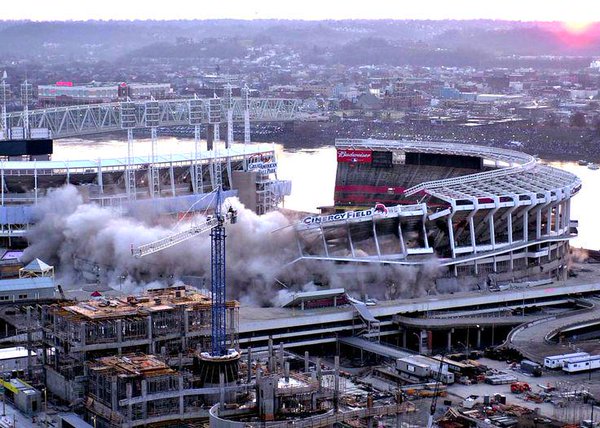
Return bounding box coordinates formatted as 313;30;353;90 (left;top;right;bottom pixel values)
508;299;600;363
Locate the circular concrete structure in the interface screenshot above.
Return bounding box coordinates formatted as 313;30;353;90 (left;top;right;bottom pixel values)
298;139;581;284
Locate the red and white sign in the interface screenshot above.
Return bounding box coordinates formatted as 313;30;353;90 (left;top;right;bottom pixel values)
56;81;73;87
337;149;372;163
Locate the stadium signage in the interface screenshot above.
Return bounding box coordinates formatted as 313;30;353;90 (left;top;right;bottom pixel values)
302;204;395;226
247;162;277;174
337;149;372;163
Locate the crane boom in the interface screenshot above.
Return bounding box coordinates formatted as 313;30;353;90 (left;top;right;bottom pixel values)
427;354;446;428
132;217;219;258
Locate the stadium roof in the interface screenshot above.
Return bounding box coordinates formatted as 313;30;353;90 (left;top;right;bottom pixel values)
335;138;580;204
0;143;275;171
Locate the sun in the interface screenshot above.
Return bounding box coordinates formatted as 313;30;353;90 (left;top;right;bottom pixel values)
562;21;595;34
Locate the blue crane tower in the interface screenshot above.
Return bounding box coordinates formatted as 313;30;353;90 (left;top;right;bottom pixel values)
132;172;237;357
210;186;228;356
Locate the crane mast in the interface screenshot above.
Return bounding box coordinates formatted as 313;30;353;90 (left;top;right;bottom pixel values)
427;354;446;428
210;185;227;356
132;159;236;358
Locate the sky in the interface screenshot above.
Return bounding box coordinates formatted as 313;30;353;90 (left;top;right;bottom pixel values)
3;0;600;23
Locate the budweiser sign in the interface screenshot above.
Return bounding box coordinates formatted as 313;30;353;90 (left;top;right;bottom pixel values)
337;149;372;163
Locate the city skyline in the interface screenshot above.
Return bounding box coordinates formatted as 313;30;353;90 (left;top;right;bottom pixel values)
4;0;600;24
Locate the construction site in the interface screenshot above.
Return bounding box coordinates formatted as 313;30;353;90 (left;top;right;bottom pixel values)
0;94;597;427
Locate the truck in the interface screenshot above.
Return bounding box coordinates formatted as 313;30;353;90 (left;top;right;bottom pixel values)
511;382;531;394
520;359;542;377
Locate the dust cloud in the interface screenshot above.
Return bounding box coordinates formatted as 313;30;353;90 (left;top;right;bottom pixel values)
22;186;444;306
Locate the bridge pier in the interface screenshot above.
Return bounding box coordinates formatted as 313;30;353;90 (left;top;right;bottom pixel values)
447;329;453;352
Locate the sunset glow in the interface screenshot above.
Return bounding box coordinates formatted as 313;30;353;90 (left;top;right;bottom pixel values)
562;21;595;34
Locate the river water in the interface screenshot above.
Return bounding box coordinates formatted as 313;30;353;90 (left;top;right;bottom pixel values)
53;138;598;251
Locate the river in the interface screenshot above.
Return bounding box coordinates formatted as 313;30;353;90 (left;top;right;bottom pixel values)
52;138;598;251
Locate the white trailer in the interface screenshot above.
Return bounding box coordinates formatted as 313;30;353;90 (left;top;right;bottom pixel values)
544;352;589;369
562;355;600;373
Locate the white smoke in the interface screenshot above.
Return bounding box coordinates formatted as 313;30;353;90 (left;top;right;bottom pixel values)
23;186;298;304
22;186;447;306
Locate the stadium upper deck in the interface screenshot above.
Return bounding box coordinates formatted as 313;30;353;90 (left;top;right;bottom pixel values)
297;139;581;284
0;143;291;239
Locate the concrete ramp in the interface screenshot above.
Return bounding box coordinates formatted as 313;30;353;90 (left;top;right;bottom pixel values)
339;336;413;360
353;302;378;323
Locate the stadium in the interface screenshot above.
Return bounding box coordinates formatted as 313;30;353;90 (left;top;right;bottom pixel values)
0;141;291;241
296;138;581;286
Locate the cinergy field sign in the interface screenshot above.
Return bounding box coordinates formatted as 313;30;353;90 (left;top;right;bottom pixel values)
336;149;372;163
301;203;392;226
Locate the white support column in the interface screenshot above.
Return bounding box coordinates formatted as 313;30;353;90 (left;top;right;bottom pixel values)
169;160;176;197
226;109;233;148
505;196;519;245
565;198;571;232
558;200;565;232
465;198;479;273
226;148;233;189
505;196;519;271
320;226;329;257
562;199;569;232
372;220;381;258
536;191;552;239
192;124;203;194
149;127;160;198
421;209;430;249
208;156;215;190
347;223;356;258
126;128;136;199
0;165;4;206
213;123;220;143
522;193;537;243
469;217;478;274
97;160;103;195
243;85;251;144
523;208;529;243
398;219;407;257
33;162;38;204
554;191;564;234
447;214;456;259
244;110;251;144
487;197;500;251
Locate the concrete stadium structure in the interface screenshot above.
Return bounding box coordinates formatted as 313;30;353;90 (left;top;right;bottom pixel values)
297;138;581;284
0;143;290;240
0;94;299;241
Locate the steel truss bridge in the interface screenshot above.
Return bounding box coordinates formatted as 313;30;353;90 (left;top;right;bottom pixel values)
1;97;299;139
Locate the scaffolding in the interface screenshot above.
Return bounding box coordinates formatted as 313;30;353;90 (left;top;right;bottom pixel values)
41;286;239;403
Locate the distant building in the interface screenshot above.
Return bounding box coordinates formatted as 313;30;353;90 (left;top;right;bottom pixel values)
355;93;382;110
339;99;355;110
37;81;172;106
383;90;430;110
570;89;599;100
439;87;461;100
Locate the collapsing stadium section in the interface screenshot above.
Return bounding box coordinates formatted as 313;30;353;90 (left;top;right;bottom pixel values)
296;139;581;285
